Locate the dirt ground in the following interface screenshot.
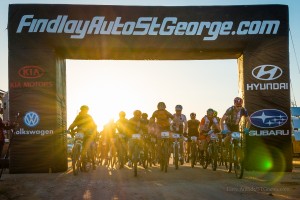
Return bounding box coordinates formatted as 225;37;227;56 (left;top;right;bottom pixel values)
0;158;300;200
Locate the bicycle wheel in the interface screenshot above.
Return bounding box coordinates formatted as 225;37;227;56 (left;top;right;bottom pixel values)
72;145;80;176
218;145;223;166
190;143;196;168
163;141;169;173
234;145;244;179
143;146;149;169
174;144;179;170
160;143;164;172
225;146;233;173
201;150;209;169
133;145;138;177
212;143;218;171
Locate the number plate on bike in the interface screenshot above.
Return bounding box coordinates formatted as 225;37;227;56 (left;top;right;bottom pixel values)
161;131;170;138
172;133;180;139
231;132;241;140
191;136;197;141
74;132;84;140
132;134;141;139
210;134;218;141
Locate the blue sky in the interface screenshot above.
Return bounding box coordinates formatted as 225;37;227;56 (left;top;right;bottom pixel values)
1;0;299;129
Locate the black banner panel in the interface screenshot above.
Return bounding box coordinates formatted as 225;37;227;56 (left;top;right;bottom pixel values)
8;4;290;172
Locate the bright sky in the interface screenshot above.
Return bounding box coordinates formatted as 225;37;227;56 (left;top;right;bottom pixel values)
1;0;300;130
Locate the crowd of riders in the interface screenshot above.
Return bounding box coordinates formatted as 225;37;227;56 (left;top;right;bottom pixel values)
67;97;251;170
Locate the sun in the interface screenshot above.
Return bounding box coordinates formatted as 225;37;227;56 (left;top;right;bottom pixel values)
66;60;143;131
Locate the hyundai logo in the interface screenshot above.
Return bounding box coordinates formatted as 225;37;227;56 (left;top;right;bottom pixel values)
24;111;40;127
252;65;282;81
250;109;288;128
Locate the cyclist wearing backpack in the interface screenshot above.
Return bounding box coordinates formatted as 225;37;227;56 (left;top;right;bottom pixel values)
220;97;251;147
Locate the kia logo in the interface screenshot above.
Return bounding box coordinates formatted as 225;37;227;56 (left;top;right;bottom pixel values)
24;111;40;127
250;109;288;128
18;66;45;79
252;65;282;81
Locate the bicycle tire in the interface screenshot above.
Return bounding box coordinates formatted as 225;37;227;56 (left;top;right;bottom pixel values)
190;143;196;168
163;140;169;173
212;143;218;171
72;144;80;176
174;144;179;170
226;146;233;173
133;146;138;177
234;145;244;179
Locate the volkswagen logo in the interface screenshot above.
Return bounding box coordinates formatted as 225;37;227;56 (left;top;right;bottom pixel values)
24;111;40;127
250;109;288;128
252;65;282;81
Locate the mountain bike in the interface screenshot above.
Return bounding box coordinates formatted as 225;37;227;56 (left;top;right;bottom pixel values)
141;134;151;169
199;139;208;169
148;135;157;166
160;131;170;173
107;135;118;169
71;130;84;176
207;131;218;171
190;136;198;168
231;131;245;179
172;133;181;170
71;130;95;175
117;132;127;169
131;133;142;177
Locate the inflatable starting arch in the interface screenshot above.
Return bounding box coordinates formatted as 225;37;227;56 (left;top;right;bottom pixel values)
8;4;291;173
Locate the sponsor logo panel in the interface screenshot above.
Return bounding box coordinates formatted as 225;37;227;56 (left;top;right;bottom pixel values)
252;65;282;81
10;81;53;89
18;65;45;79
16;15;280;40
246;65;288;91
10;65;53;89
24;111;40;127
249;129;289;136
250;109;288;128
17;111;54;135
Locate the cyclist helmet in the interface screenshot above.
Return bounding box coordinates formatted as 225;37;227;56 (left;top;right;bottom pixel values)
133;110;142;117
157;102;166;110
213;110;218;117
80;105;89;111
207;108;214;115
234;97;243;107
175;105;183;111
190;112;196;117
119;111;126;117
142;113;148;118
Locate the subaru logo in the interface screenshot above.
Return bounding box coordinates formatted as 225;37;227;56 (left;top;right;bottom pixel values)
24;111;40;127
250;109;288;128
252;65;282;81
